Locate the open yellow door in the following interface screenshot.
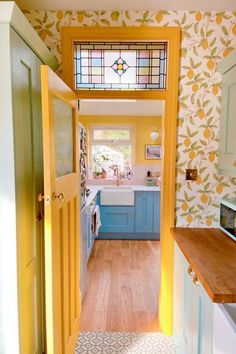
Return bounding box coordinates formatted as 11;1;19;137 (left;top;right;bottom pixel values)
41;65;81;354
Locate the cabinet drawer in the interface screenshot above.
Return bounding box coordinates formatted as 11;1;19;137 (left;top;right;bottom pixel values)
100;206;134;233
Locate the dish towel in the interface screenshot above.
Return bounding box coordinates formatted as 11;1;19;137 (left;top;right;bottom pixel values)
94;205;102;236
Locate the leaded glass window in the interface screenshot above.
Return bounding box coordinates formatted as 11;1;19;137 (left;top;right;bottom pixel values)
74;42;167;90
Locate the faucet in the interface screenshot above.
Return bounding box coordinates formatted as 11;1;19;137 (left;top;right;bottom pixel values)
115;168;123;186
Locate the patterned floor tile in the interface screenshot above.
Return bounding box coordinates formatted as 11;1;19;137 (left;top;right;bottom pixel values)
75;332;178;353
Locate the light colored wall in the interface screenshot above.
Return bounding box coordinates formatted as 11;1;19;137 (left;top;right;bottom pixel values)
24;10;236;227
80;115;162;165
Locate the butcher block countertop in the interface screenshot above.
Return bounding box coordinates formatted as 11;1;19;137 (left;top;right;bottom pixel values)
171;228;236;303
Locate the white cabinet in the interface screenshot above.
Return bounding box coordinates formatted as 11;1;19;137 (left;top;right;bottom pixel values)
174;242;213;354
213;304;236;354
218;49;236;176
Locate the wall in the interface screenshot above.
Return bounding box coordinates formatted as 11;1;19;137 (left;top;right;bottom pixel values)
24;10;236;227
80;115;162;164
80;115;162;184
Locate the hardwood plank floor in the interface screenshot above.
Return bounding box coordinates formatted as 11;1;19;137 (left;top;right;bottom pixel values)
80;240;160;332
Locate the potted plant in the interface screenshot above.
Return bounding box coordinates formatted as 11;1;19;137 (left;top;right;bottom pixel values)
101;168;107;179
93;167;102;179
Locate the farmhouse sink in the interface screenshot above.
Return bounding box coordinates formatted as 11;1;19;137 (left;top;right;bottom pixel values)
100;186;134;205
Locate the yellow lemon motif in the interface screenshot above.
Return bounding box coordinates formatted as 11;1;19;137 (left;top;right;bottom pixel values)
196;176;202;185
57;11;64;20
186;215;193;223
212;85;219;96
155;12;163;23
216;184;223;194
77;13;84;23
195;12;202;22
189;151;196;160
201;39;208;49
184;137;191;147
223;48;230;57
198;109;205;119
200;193;208;204
208;152;216;162
203;127;211;139
192;83;199;93
187;69;194;80
216;15;222;25
181;202;188;212
40;30;47;41
207;59;215;70
206;217;213;226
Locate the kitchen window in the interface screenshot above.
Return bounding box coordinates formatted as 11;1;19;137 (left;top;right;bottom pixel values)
90;126;133;178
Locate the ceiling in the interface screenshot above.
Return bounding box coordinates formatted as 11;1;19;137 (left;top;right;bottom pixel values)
79;99;163;116
15;0;236;11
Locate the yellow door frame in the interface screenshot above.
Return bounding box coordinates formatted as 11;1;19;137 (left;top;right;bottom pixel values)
61;26;180;335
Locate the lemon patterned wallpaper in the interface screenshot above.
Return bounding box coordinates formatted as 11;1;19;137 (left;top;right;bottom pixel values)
24;10;236;227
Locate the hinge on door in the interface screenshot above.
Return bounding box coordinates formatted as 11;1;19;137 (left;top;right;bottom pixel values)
78;99;80;111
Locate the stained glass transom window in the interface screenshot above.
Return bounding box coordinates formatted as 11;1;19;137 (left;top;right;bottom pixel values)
74;42;167;90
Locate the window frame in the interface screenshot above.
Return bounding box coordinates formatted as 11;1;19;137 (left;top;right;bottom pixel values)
89;124;135;177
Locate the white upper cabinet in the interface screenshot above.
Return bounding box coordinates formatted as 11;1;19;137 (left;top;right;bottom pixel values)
218;49;236;176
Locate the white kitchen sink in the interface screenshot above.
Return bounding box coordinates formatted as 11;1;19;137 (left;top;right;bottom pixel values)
100;186;134;205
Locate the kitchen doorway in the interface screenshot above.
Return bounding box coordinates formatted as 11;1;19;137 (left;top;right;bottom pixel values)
62;26;180;334
78;98;163;331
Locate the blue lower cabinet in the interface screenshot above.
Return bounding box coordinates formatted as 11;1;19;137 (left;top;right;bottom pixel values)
153;192;160;233
135;192;154;233
100;206;134;233
98;191;160;239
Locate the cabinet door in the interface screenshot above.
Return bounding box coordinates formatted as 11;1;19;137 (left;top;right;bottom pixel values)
218;63;236;176
135;192;154;233
174;243;191;353
100;206;134;233
192;282;213;354
174;242;213;354
153;192;160;234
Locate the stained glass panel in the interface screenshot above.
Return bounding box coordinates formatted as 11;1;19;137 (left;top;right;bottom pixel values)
74;42;167;90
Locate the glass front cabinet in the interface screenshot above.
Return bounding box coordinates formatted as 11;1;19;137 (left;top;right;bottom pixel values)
218;49;236;176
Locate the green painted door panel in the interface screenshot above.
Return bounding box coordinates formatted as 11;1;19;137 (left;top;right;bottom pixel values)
11;28;44;354
218;55;236;176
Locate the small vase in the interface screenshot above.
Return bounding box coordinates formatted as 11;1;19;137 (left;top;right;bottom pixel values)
101;171;107;179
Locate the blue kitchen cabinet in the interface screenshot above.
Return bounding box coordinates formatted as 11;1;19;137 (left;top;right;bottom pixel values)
174;242;213;354
99;206;134;233
135;192;154;233
98;191;160;239
153;192;160;233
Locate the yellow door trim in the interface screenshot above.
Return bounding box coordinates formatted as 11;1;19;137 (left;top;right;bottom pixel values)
61;26;180;335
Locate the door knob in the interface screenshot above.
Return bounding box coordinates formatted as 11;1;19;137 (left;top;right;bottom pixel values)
187;266;194;277
193;274;199;286
38;193;44;202
53;192;65;202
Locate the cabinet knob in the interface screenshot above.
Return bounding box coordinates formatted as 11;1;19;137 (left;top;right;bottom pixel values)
193;274;199;286
187;266;194;277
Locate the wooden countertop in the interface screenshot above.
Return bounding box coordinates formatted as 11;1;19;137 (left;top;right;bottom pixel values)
171;228;236;303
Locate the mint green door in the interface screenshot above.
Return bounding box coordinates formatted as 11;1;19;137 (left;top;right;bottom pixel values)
218;59;236;176
11;28;44;354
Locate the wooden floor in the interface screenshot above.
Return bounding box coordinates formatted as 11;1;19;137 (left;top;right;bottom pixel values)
80;240;160;332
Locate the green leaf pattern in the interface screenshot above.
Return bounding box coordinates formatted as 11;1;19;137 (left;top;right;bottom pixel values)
24;10;236;227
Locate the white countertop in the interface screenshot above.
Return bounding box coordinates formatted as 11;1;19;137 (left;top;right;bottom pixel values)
85;184;160;206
